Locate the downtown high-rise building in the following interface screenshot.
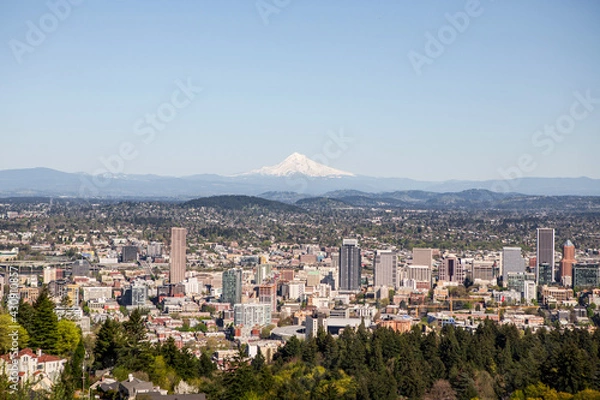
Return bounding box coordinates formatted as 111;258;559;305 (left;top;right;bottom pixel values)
472;261;495;282
502;247;524;286
406;265;432;289
147;242;163;258
122;245;139;263
258;282;277;311
72;259;91;277
330;253;340;270
435;256;467;284
125;283;148;307
255;264;272;284
439;255;457;282
43;267;57;284
170;227;187;284
222;268;243;305
559;240;576;287
412;248;434;268
573;263;600;289
234;303;271;327
374;250;397;289
536;228;555;283
339;239;361;291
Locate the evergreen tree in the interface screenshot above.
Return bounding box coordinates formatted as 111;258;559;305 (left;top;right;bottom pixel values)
395;351;427;400
338;327;366;374
301;337;318;366
175;348;202;381
553;340;589;393
366;342;397;400
275;335;302;363
123;308;146;343
453;370;477;400
30;286;60;354
251;348;266;372
0;377;34;400
158;337;201;381
65;337;89;397
421;331;446;383
222;355;259;399
439;325;463;377
118;309;150;372
159;337;180;366
52;363;76;399
199;352;216;377
94;318;124;369
16;298;35;335
318;331;339;370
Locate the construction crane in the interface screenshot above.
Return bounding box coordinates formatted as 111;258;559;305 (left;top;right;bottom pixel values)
408;297;487;316
447;297;486;313
495;304;530;321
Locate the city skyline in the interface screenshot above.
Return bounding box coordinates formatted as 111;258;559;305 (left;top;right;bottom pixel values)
2;194;600;398
1;2;599;181
2;1;600;395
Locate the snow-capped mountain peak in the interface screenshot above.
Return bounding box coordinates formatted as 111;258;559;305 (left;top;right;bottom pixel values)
243;153;355;177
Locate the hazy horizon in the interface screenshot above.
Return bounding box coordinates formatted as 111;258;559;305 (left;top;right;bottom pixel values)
1;152;598;183
1;1;599;180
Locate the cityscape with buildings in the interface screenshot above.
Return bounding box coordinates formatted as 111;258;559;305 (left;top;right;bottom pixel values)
0;196;600;399
2;1;599;399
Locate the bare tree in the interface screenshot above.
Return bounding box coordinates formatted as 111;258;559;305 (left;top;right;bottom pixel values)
423;379;457;400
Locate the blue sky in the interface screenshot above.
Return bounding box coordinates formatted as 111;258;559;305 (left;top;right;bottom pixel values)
1;0;599;180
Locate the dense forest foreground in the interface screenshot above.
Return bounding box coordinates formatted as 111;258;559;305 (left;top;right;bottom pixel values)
5;305;600;400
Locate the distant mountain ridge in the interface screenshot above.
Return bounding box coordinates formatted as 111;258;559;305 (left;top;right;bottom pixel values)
1;190;599;212
176;190;600;212
1;164;600;198
303;189;600;211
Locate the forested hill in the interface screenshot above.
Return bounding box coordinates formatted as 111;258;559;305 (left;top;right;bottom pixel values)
257;189;600;211
87;314;600;399
183;195;303;213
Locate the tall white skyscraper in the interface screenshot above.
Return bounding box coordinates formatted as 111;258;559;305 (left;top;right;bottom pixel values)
502;247;524;285
374;250;397;289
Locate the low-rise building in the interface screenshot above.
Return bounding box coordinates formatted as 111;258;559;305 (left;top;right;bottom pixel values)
0;349;66;386
377;317;412;333
573;263;600;288
541;285;574;305
234;303;271;327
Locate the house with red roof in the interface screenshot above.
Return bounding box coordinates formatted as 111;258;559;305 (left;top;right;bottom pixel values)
0;348;67;386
